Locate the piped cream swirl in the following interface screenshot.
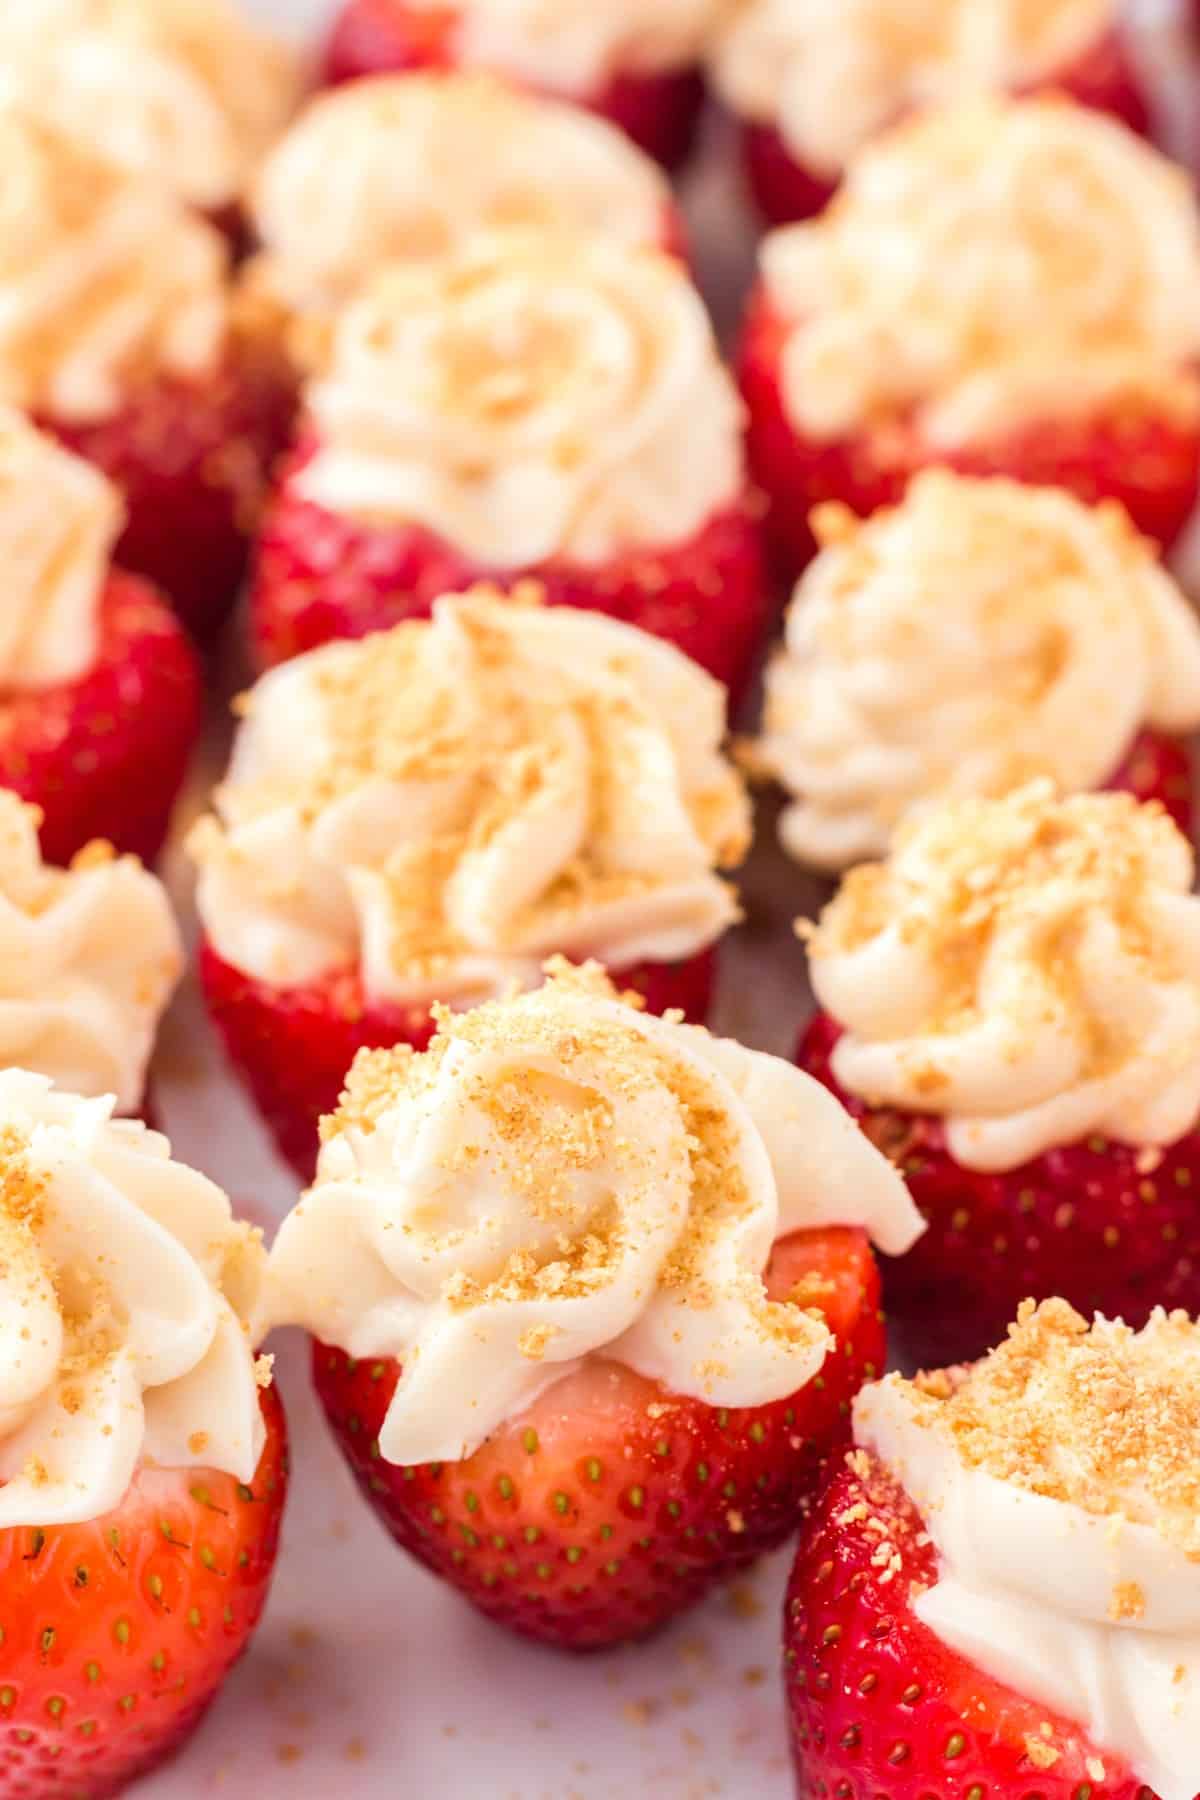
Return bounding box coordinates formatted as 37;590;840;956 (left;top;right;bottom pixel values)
248;73;672;364
756;474;1200;871
263;961;924;1463
399;0;721;94
856;1300;1200;1800
808;782;1200;1171
760;99;1200;445
0;796;181;1115
0;1070;266;1529
0;0;297;212
294;228;744;566
0;409;125;689
713;0;1115;174
191;591;750;1004
0;105;228;424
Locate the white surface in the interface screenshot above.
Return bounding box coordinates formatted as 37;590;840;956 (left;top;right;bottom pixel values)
139;1;1192;1795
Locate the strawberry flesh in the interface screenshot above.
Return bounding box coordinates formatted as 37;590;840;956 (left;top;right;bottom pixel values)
740;28;1150;227
0;570;202;869
799;1007;1200;1366
0;1385;287;1800
250;442;768;705
319;0;707;169
199;939;718;1181
43;353;293;646
313;1224;885;1651
738;289;1200;576
785;1449;1148;1800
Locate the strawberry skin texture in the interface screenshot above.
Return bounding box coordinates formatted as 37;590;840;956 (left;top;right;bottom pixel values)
785;1451;1149;1800
249;443;768;703
319;0;707;170
199;939;718;1181
738;291;1200;576
313;1225;885;1651
739;28;1150;227
43;353;293;647
0;570;202;869
798;1009;1200;1367
0;1385;287;1800
1105;728;1194;835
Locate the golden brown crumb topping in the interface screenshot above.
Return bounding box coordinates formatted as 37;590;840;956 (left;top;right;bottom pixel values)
321;958;823;1360
904;1297;1200;1559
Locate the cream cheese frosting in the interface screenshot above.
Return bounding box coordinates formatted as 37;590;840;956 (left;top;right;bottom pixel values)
0;409;125;690
294;229;744;566
756;474;1200;871
0;105;228;425
0;1069;266;1529
264;960;924;1464
0;0;297;213
398;0;722;94
713;0;1114;175
760;99;1200;446
807;782;1200;1171
856;1299;1200;1800
191;591;750;1005
249;72;673;358
0;797;181;1115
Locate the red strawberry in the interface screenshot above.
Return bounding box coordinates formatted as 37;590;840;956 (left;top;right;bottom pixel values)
249;444;769;703
797;1007;1200;1367
785;1448;1147;1800
319;0;707;169
199;940;718;1181
738;290;1200;576
0;1384;287;1800
0;570;202;869
738;29;1150;227
314;1223;884;1651
1106;727;1194;835
43;349;294;647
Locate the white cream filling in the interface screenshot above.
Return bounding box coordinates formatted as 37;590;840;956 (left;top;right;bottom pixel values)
0;1071;265;1529
294;229;743;566
264;979;924;1463
857;1374;1200;1800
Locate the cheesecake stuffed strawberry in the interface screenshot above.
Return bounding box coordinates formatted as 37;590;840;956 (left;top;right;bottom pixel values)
0;1068;286;1799
250;228;765;694
753;473;1200;873
787;1298;1200;1800
712;0;1149;226
319;0;723;170
243;71;684;385
800;781;1200;1365
0;793;181;1121
0;409;201;866
739;99;1200;574
193;588;751;1178
0;104;291;642
262;958;923;1651
0;0;297;241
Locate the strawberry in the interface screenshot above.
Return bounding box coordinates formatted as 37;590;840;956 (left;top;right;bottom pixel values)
43;350;294;647
199;941;718;1181
738;289;1200;576
319;0;708;169
1106;727;1194;835
0;570;202;870
0;1384;287;1800
738;28;1150;227
797;1009;1200;1367
785;1448;1146;1800
313;1224;884;1651
249;443;769;703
